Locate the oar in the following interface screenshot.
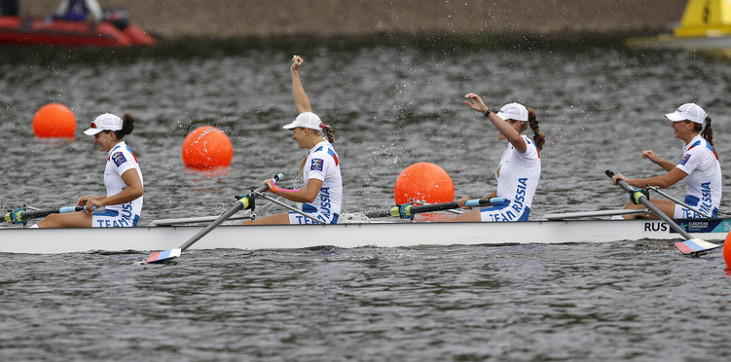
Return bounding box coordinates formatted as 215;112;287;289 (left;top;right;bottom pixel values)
606;170;721;255
145;173;284;264
366;198;502;219
3;205;84;224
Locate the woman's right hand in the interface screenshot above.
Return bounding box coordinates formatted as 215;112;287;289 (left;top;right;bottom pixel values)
262;178;277;189
464;93;489;114
456;196;471;209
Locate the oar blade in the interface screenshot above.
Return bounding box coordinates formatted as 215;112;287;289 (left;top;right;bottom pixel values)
674;238;722;255
146;248;182;264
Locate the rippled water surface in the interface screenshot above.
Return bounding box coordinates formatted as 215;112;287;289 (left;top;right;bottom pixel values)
1;38;731;360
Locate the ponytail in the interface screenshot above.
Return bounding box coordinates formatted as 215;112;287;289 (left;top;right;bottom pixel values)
527;108;545;152
298;123;335;173
113;113;135;140
320;123;335;143
700;115;713;147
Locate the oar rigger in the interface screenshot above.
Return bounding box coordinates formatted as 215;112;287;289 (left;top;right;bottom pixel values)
606;169;722;256
145;173;284;264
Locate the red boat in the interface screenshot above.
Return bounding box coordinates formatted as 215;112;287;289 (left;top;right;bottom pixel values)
0;14;155;47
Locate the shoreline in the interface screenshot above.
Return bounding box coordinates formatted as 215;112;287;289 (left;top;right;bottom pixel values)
17;0;687;40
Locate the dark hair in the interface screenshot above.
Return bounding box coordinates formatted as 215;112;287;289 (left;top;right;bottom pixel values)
321;123;334;144
693;115;714;147
113;113;135;140
526;108;545;152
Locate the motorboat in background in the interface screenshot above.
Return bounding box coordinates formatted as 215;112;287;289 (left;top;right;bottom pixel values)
0;8;154;46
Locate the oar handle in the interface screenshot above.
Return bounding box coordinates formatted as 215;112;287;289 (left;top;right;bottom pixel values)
236;173;284;200
607;170;650;204
4;205;84;224
407;201;459;214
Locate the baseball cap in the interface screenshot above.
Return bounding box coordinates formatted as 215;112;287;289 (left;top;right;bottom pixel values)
496;102;529;122
664;103;706;124
282;112;322;130
83;113;123;135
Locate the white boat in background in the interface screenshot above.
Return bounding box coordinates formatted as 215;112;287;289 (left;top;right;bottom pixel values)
1;218;729;255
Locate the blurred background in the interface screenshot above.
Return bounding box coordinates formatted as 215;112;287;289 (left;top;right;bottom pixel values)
17;0;688;40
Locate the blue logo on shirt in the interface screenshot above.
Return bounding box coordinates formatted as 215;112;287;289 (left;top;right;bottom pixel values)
311;158;324;171
112;152;127;167
679;154;691;166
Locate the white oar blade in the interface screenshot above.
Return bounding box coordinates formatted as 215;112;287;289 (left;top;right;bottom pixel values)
146;248;182;264
674;238;722;255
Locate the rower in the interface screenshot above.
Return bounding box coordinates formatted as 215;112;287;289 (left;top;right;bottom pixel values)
440;96;545;223
611;103;721;219
243;55;343;225
35;113;144;228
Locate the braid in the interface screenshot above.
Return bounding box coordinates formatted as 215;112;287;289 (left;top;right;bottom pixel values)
701;115;714;147
321;123;335;143
527;108;545;152
298;123;334;174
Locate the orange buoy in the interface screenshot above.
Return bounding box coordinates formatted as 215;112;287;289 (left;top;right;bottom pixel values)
181;126;233;169
394;162;454;205
724;230;731;269
32;103;77;138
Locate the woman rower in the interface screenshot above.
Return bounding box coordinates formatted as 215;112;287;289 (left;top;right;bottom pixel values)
246;55;342;225
611;103;721;219
35;113;144;228
441;94;545;222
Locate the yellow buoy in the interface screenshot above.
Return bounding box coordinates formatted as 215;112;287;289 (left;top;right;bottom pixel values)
674;0;731;37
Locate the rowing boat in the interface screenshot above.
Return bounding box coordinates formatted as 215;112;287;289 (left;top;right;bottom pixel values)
1;218;729;254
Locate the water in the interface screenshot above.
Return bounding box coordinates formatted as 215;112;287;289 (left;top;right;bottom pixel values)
1;38;731;360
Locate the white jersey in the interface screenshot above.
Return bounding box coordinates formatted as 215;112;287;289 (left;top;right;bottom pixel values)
675;135;722;217
94;141;143;227
298;140;342;223
481;135;540;221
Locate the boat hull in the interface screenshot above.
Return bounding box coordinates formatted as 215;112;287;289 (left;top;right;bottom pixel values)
1;219;729;254
0;16;154;46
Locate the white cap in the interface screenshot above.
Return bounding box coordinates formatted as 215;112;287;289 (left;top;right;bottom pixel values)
282;112;322;130
665;103;706;124
83;113;123;135
496;102;528;122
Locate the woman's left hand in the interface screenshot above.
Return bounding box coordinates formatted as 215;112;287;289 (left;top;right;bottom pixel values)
83;198;103;213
